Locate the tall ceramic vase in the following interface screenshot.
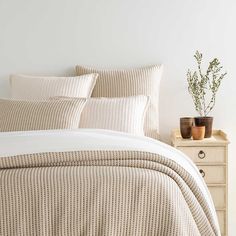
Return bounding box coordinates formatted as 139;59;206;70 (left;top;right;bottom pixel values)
194;117;213;138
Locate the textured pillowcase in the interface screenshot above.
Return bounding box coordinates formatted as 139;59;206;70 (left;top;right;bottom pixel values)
79;96;150;136
0;98;87;132
10;73;98;100
75;65;163;139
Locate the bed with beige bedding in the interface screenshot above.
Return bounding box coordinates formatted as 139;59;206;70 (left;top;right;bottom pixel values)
0;65;220;235
0;129;220;236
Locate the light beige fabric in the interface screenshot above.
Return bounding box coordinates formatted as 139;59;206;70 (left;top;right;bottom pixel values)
10;73;98;100
79;96;149;136
0;98;87;132
75;65;163;139
0;150;219;236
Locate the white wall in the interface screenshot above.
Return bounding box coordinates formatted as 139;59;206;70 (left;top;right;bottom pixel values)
0;0;235;234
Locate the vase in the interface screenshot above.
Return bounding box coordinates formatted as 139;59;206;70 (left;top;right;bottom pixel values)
192;126;205;140
194;117;213;138
180;117;194;139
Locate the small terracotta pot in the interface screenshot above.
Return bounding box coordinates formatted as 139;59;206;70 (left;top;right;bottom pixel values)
192;126;205;140
180;117;194;139
194;117;213;138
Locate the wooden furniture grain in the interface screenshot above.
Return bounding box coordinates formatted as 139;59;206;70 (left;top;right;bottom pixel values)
171;129;229;236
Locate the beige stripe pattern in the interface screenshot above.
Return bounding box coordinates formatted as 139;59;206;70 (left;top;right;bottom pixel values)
75;65;163;139
10;73;98;100
79;96;150;136
0;150;219;236
0;98;87;132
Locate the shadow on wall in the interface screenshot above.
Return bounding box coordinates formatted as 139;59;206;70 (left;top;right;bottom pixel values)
0;76;10;98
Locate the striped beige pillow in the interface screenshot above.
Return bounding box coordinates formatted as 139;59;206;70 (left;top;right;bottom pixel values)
79;96;150;136
75;65;163;139
0;98;87;132
10;73;98;100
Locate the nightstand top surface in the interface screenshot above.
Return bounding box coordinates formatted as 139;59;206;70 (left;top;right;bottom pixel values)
171;129;229;147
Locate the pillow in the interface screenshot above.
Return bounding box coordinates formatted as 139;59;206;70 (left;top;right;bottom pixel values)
75;65;163;139
10;73;98;100
79;96;150;136
0;98;87;132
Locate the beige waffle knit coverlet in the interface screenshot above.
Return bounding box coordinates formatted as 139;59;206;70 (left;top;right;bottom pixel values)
0;150;219;236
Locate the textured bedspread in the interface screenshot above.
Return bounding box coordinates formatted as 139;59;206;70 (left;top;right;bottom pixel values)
0;150;219;236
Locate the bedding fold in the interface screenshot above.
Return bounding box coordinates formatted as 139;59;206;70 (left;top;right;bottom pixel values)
0;150;219;236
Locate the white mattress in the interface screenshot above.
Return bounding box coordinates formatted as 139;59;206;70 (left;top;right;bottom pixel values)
0;128;219;229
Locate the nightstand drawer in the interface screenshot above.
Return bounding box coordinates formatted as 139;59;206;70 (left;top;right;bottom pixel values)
208;186;226;209
217;210;225;235
197;165;226;184
178;146;225;163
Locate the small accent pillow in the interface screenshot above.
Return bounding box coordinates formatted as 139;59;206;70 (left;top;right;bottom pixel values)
10;73;98;100
79;96;150;136
0;98;87;132
75;65;163;139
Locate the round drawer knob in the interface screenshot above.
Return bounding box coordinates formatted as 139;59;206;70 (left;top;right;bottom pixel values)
198;150;206;159
199;169;205;178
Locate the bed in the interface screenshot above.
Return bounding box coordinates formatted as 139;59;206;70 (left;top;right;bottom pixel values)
0;65;220;235
0;129;220;235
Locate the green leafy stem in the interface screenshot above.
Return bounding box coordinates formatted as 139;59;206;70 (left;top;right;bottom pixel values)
187;51;227;116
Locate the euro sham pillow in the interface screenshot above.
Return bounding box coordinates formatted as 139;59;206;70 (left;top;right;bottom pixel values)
0;98;87;132
10;73;98;100
75;65;163;139
79;95;150;136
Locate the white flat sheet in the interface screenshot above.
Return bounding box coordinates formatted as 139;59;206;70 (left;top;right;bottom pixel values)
0;128;219;229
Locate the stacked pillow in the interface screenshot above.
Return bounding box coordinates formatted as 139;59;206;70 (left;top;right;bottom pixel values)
10;74;98;100
1;65;163;138
54;95;150;136
75;65;163;139
0;98;87;132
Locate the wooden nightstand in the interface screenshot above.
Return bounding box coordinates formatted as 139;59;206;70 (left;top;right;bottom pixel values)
171;129;229;236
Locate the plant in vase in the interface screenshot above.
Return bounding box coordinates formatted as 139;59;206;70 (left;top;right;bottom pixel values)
187;51;227;138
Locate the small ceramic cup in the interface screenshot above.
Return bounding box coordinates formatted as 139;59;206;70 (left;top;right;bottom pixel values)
192;126;205;140
180;117;194;139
